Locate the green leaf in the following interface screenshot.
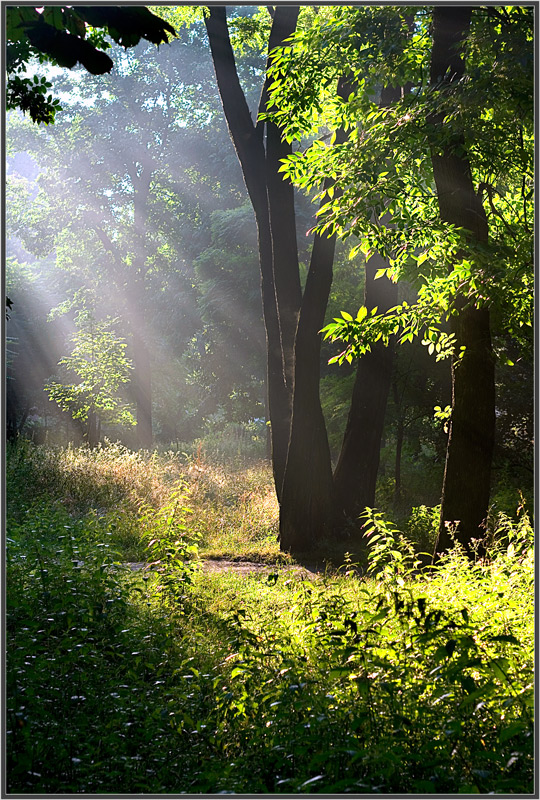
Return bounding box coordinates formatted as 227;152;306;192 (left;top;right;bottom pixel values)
499;721;527;744
356;306;367;322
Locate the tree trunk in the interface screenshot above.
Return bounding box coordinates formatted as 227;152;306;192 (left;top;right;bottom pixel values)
86;407;99;448
333;250;397;521
278;193;340;551
394;419;404;511
205;6;301;499
6;380;19;441
332;83;401;523
131;324;153;449
429;6;495;557
278;75;354;552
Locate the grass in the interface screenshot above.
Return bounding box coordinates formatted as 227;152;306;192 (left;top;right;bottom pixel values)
5;440;535;794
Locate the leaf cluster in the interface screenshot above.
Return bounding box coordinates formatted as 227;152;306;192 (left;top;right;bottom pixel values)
6;6;176;123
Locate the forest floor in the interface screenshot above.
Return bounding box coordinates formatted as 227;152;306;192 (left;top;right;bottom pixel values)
6;442;534;794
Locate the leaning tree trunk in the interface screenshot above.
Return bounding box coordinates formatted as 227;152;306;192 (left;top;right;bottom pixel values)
205;6;301;500
278;186;341;551
332;250;398;521
429;6;495;557
332;83;402;523
278;76;353;552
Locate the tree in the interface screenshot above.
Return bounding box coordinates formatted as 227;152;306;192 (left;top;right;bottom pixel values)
428;6;494;556
268;6;533;555
203;6;404;552
7;28;269;448
45;311;135;447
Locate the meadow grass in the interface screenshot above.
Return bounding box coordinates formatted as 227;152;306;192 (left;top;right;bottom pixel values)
6;441;534;794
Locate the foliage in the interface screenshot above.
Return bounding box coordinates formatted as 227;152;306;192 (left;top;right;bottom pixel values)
6;29;267;442
45;311;135;432
139;486;200;606
6;442;534;793
264;5;533;363
6;5;175;123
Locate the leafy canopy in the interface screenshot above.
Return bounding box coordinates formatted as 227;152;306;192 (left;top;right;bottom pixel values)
263;6;533;363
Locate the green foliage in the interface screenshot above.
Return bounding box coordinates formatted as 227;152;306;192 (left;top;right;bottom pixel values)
45;312;135;432
264;5;533;363
139;486;200;606
405;504;440;554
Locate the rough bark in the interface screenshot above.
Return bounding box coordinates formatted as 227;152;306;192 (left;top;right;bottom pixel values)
429;6;495;557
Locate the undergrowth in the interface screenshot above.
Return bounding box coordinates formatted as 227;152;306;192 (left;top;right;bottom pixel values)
5;441;535;793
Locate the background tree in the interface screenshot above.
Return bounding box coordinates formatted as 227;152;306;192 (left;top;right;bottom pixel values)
6;20;268;450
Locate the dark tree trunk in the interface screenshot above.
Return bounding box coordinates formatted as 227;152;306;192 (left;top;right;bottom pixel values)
332;83;401;523
394;416;404;509
205;6;301;500
429;6;495;557
392;376;405;510
278;76;353;552
6;380;19;441
278;195;341;551
86;407;99;448
333;250;398;521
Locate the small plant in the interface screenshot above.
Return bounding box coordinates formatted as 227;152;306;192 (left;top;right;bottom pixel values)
140;485;200;605
406;503;440;554
361;507;418;584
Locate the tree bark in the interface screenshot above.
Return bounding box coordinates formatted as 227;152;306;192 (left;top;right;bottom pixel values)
332;249;398;521
429;6;495;557
332;82;402;523
278;184;341;551
205;6;301;499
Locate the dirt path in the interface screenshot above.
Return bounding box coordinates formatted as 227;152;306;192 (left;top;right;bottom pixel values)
202;559;322;579
126;559;323;579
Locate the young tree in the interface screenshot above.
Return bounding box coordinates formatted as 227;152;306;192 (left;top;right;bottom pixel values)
45;311;135;447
